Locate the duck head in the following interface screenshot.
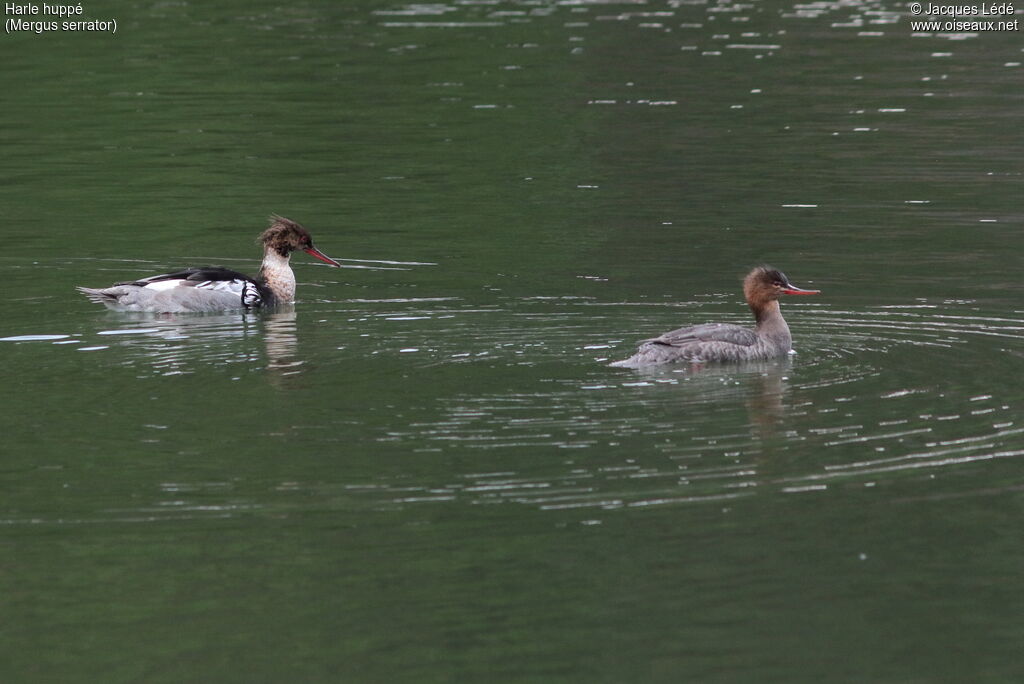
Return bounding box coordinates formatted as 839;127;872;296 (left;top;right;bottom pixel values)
259;215;341;267
743;265;819;311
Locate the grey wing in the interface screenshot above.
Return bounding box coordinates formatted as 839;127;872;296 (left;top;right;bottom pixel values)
642;322;758;347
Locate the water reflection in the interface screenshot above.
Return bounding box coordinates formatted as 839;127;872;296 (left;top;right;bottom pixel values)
263;308;305;389
91;311;259;376
264;308;299;371
625;357;792;436
67;310;305;381
746;362;789;438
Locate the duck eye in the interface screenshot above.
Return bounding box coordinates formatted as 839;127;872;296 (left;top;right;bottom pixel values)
773;281;784;287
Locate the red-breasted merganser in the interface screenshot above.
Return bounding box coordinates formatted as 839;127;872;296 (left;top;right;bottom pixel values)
77;216;341;313
610;266;820;368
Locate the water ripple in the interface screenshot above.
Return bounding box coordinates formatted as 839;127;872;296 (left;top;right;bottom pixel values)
336;296;1024;512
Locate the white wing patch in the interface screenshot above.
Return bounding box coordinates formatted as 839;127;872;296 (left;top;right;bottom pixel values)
240;281;262;307
194;279;247;295
141;279;188;292
140;277;261;308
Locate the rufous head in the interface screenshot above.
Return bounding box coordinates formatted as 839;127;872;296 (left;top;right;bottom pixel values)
743;265;819;310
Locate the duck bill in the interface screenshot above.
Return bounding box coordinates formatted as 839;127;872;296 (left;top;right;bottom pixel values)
304;247;342;267
781;284;820;295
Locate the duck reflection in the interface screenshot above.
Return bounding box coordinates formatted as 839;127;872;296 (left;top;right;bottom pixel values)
97;308;303;383
742;359;791;439
262;308;303;387
630;356;793;437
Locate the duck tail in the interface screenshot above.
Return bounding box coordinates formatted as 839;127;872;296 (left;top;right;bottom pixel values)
76;286;119;304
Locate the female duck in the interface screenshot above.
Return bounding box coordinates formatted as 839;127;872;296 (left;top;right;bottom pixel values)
610;266;820;368
77;216;341;313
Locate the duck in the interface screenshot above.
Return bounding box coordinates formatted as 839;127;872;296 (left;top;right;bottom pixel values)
77;215;341;313
609;266;819;368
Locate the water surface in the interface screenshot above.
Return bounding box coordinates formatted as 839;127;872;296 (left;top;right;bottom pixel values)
2;0;1023;681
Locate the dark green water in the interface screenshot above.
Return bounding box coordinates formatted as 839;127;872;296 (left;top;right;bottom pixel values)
2;0;1023;681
